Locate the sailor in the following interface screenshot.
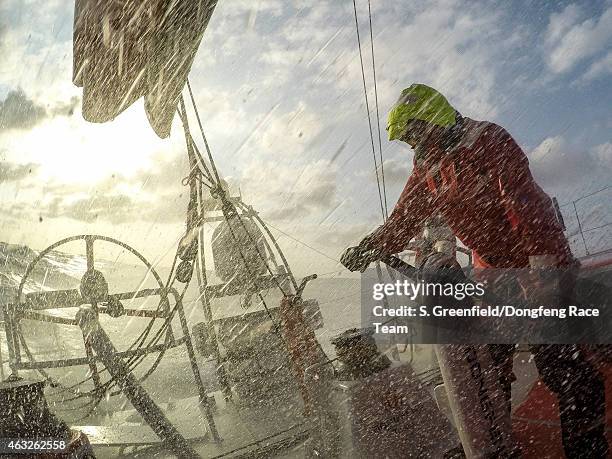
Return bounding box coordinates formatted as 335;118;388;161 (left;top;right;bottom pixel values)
340;84;608;458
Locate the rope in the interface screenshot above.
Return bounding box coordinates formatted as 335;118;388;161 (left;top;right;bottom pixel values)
582;221;612;233
186;80;222;186
558;184;612;207
213;206;286;334
180;92;294;296
237;202;299;292
177;101;216;185
222;208;290;297
351;1;407;349
367;0;388;219
352;0;386;223
265;221;341;265
176;87;308;397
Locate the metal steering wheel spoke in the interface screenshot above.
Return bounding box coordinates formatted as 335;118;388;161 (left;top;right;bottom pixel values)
23;289;84;311
85;235;95;272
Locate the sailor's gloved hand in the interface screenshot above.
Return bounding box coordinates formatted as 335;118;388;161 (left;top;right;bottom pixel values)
340;238;382;272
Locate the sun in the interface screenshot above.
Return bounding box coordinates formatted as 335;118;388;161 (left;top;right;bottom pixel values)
0;101;180;185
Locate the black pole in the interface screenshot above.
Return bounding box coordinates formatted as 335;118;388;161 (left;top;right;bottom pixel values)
76;306;199;459
176;294;221;442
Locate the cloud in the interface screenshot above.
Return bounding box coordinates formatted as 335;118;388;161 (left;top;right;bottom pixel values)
47;194;137;224
0;145;191;227
0;102;182;187
49;96;79;117
0;15;5;45
582;51;612;82
530;136;589;186
355;156;412;188
529;136;612;188
324;0;521;119
378;158;411;186
545;4;583;46
0;1;76;99
0;89;79;131
132;152;190;193
314;220;371;246
265;180;338;221
36;151;192;225
43;190;189;225
0;161;38;182
0;2;8;57
593;142;612;168
240;158;339;222
257;102;324;157
0;89;46;130
0;0;609;272
545;4;612;74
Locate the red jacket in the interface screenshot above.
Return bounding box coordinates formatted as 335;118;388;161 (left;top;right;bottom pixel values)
369;118;573;268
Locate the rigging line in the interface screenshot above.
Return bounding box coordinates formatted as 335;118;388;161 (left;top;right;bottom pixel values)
316;270;346;277
225;207;287;296
186;79;222;186
352;0;386;223
265;221;341;265
194;228;231;396
557;184;612;208
352;1;392;324
180;89;293;297
186;136;215;187
367;1;401;313
179;90;290;295
185;129;290;296
214;198;289;297
183;169;214;190
188;136;217;187
239;207;283;280
216;207;286;337
231;208;289;296
176;101;216;186
179;95;290;334
367;0;388;219
581;221;612;233
198;195;289;316
237;202;300;292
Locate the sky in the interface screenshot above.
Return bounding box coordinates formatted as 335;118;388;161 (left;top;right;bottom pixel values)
0;0;611;275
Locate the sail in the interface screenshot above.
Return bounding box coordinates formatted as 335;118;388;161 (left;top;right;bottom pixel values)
72;0;218;138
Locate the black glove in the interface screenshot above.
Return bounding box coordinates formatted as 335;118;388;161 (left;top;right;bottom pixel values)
340;238;382;272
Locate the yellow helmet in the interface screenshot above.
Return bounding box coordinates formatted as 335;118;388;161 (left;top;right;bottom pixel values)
386;84;457;141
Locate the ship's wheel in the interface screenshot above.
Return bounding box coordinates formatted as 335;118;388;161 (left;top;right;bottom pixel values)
13;234;175;400
17;234;168;314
